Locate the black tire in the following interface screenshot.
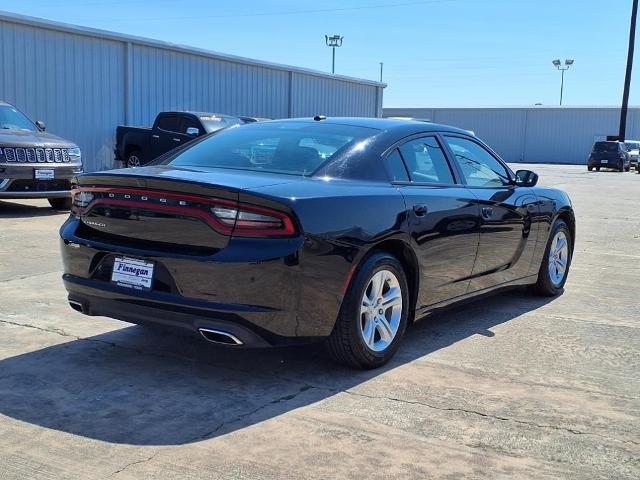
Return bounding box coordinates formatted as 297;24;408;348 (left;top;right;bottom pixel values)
587;166;593;171
326;252;410;369
533;219;572;297
625;165;631;172
619;164;625;172
596;167;601;171
126;150;143;168
48;197;72;210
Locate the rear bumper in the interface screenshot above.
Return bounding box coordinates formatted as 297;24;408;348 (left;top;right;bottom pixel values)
588;159;624;168
59;217;348;345
64;276;301;347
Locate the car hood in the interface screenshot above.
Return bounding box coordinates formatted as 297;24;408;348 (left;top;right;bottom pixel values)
0;129;76;148
85;165;299;191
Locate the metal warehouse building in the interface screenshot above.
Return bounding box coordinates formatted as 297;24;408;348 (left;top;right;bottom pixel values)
384;107;640;164
0;11;384;172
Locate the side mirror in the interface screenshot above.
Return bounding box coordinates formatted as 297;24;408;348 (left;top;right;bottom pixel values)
186;127;199;136
514;169;538;187
35;120;46;131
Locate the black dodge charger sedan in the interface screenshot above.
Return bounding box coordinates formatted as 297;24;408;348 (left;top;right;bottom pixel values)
60;118;575;368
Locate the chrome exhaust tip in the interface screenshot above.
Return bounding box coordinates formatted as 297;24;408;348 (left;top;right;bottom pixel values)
68;300;84;313
198;328;243;346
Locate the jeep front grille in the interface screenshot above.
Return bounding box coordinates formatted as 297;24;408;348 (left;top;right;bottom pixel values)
2;147;71;163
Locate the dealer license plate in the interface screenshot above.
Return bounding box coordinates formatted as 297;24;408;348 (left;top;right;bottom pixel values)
35;169;55;180
111;257;154;290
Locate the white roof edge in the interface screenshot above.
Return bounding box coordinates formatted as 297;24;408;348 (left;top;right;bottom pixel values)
0;9;386;89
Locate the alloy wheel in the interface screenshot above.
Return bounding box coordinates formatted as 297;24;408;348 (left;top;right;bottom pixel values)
548;230;569;287
360;269;403;352
127;155;141;167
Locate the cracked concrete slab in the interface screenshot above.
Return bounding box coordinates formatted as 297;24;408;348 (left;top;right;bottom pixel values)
0;164;638;479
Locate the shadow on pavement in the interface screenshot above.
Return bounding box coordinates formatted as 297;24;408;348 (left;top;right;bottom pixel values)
0;200;67;218
0;289;556;446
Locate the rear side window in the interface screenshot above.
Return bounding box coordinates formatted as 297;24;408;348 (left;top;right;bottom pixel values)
444;136;510;187
398;136;455;184
386;149;409;182
157;115;181;133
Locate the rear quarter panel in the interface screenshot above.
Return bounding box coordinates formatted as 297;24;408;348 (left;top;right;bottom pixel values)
249;178;409;335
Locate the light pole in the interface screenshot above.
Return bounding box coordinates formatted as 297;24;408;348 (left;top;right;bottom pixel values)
325;35;343;74
619;0;638;141
379;62;383;82
552;58;574;105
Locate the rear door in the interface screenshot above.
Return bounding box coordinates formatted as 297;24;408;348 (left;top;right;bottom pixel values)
387;134;480;308
442;134;539;291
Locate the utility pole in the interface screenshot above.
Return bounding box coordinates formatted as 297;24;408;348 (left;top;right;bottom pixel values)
619;0;638;141
379;62;383;82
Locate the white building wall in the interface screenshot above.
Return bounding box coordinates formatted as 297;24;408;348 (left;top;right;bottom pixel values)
383;107;640;164
0;11;384;172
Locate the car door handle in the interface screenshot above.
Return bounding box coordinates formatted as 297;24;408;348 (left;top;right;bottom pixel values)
481;207;493;219
413;204;428;217
151;134;160;139
173;138;181;142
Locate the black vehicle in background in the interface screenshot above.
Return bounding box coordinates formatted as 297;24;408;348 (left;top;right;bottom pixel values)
587;141;631;172
61;118;575;369
115;111;250;168
0;101;83;210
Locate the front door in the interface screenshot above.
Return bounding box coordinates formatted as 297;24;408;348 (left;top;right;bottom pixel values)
442;134;539;291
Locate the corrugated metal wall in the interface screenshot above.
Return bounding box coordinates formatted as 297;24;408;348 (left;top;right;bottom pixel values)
383;107;640;164
0;12;384;172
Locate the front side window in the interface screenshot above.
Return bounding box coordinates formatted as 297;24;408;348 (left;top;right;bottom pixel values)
0;106;37;132
444;136;510;187
181;117;202;135
157;115;181;133
397;136;455;184
168;122;376;176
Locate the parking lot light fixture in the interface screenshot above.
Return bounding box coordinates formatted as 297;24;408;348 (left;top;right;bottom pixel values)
552;58;574;106
325;35;344;74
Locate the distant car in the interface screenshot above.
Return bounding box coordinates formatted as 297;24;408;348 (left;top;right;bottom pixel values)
0;101;82;210
587;141;630;172
61;117;575;369
624;140;640;170
115;111;248;168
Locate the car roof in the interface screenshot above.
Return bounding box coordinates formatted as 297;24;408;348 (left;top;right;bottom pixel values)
0;101;12;107
272;117;473;136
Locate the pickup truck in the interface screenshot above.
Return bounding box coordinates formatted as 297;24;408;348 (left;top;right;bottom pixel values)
115;111;248;168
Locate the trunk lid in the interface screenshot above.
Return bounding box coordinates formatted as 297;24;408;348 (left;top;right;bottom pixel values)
73;166;295;256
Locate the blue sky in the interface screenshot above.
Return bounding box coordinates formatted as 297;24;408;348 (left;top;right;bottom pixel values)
1;0;637;107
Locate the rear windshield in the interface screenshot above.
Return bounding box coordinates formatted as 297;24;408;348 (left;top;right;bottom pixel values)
593;142;619;153
169;122;376;175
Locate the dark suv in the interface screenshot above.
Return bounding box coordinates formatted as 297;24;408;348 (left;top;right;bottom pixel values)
587;141;630;172
0;102;82;209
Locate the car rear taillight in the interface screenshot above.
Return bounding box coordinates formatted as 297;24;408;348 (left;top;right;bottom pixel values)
70;186;296;237
211;204;296;237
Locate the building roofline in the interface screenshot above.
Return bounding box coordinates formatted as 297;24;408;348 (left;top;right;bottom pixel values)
384;105;640;110
0;10;386;89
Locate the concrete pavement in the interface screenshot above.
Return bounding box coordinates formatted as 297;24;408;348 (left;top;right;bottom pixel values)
0;164;638;479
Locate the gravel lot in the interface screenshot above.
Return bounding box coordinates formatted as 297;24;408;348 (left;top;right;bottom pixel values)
0;164;638;479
